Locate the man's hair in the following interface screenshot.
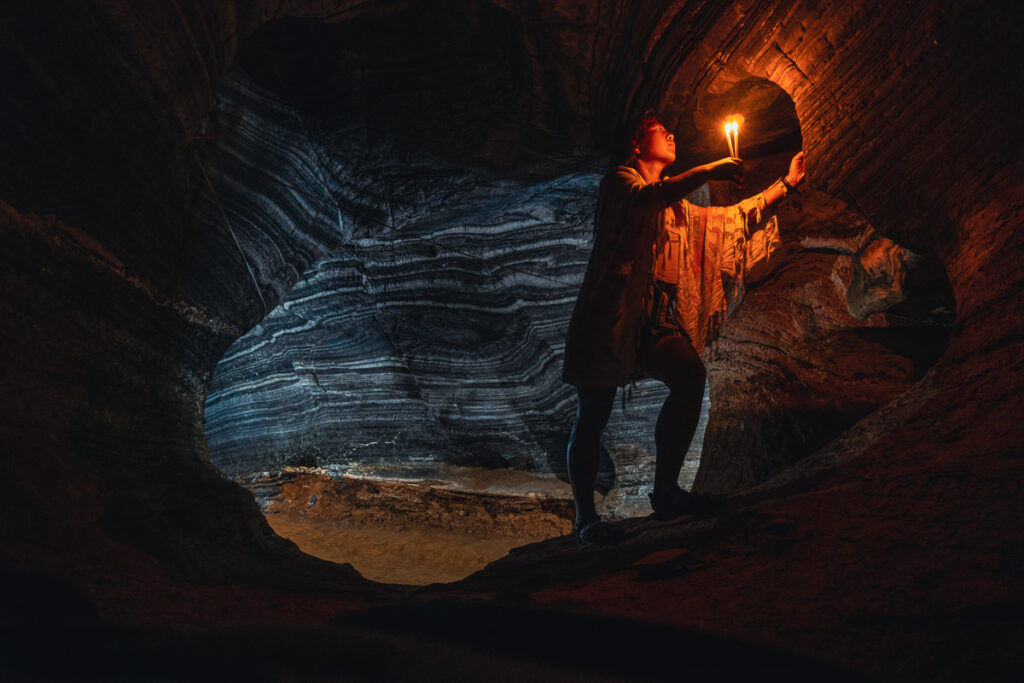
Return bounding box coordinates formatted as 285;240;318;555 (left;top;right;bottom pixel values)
611;109;664;166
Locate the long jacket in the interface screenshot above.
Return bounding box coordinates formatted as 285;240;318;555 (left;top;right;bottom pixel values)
562;165;780;388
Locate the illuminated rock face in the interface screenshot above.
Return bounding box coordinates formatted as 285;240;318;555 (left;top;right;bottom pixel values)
201;68;948;503
692;159;954;493
201;72;597;480
201;73;704;507
2;4;1022;673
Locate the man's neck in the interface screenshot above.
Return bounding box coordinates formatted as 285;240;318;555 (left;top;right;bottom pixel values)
633;158;667;184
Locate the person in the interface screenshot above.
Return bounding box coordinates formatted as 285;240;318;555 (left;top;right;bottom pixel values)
562;112;806;545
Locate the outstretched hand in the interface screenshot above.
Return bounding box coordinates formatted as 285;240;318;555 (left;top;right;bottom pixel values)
707;157;744;186
786;151;806;187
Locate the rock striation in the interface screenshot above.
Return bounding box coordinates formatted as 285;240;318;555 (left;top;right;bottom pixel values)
201;72;706;511
200;66;949;505
1;1;1022;678
693;156;954;493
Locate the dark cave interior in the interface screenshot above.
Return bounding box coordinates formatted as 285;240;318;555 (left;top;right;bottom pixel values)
1;1;1022;680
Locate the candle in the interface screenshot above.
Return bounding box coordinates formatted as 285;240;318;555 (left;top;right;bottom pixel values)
724;121;740;158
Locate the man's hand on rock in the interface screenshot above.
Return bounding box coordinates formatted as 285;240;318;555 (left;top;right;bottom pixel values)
786;151;806;187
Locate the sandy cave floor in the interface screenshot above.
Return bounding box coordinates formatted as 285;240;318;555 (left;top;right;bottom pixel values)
265;513;552;585
256;468;578;585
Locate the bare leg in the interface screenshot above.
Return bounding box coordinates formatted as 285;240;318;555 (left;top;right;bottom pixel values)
566;387;616;526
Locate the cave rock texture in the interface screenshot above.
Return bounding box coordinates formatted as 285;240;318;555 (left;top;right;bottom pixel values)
1;1;1022;680
200;72;661;486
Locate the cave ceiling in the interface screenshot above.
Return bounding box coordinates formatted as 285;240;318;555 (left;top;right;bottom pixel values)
222;1;804;177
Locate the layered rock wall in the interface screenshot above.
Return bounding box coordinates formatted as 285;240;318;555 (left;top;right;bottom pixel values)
694;157;953;492
201;73;703;507
1;2;1020;639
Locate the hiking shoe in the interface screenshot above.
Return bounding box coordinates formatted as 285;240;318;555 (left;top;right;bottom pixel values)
649;487;727;521
574;518;626;546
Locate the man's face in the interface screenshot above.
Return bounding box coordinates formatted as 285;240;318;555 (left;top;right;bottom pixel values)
635;120;675;165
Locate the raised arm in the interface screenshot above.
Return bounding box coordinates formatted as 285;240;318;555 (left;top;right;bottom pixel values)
615;157;744;212
713;153;805;280
613;150;805;215
749;151;806;208
658;163;730;205
636;150;806;209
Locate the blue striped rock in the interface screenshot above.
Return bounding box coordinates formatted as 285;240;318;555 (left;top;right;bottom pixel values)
201;72;707;515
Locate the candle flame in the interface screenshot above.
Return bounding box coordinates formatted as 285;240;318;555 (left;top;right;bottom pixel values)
724;120;740;157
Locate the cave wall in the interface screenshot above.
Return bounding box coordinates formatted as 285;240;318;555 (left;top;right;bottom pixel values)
1;0;1021;625
642;0;1023;491
199;74;594;480
199;71;708;518
0;1;386;589
693;155;953;492
199;25;935;506
198;64;950;500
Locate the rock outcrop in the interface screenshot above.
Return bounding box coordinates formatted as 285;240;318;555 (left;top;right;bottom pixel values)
694;156;954;492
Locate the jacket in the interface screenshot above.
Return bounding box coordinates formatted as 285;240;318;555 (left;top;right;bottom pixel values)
562;165;780;388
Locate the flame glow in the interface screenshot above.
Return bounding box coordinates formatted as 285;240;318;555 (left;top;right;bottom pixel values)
724;120;740;157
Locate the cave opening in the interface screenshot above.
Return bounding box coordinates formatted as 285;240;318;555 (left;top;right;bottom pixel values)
4;2;1021;676
196;10;953;585
193;11;716;584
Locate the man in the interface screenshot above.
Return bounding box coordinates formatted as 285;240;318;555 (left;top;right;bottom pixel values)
563;113;806;545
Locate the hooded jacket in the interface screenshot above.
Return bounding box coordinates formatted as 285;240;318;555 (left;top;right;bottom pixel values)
562;165;780;388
